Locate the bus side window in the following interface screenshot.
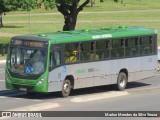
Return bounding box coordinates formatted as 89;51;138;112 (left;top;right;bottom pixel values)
107;40;112;58
148;36;154;54
65;43;79;63
152;35;157;54
131;38;138;56
81;42;91;61
140;37;150;55
125;38;138;57
96;40;106;60
78;43;83;61
121;39;125;47
139;37;143;55
134;38;139;55
111;39;119;58
90;42;99;60
50;51;61;68
118;39;125;57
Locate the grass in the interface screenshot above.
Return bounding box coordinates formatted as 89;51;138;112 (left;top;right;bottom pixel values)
6;0;160;14
0;0;160;59
0;37;10;44
0;0;160;42
2;11;160;36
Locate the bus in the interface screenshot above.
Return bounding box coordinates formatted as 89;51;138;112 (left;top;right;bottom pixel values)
5;26;158;97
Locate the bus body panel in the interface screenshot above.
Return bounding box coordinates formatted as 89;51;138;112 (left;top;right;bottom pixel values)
48;67;64;92
5;70;49;92
47;55;157;92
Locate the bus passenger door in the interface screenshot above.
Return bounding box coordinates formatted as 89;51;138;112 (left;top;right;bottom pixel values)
48;44;63;92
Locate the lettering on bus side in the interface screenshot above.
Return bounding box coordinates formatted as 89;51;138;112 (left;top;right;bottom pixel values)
75;69;86;74
88;68;95;72
88;68;99;72
92;34;112;39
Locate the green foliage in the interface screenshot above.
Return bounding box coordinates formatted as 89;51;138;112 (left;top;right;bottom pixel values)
39;0;76;10
1;0;160;43
0;37;10;44
39;0;56;10
112;0;119;3
40;0;120;9
16;0;38;11
56;0;74;5
0;0;16;13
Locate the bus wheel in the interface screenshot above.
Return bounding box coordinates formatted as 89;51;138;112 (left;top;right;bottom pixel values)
117;72;127;91
61;80;71;97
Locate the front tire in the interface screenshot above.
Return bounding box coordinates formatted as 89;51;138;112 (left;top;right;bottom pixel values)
116;72;127;90
61;80;71;97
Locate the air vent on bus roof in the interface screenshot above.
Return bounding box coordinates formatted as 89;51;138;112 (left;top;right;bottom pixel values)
101;28;112;30
61;31;71;33
61;31;80;34
38;34;48;37
81;29;90;32
119;26;128;29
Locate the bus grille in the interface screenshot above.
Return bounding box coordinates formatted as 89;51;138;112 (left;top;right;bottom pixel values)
13;84;34;91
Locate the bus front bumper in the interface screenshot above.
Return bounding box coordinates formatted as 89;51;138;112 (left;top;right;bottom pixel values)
5;76;48;93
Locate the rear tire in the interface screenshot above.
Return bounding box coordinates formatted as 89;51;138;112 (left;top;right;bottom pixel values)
158;61;160;71
116;72;127;90
61;80;71;97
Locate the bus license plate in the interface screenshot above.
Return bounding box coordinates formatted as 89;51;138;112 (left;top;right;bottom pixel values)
19;88;27;91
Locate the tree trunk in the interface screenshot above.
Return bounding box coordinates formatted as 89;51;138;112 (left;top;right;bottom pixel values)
0;11;3;28
63;14;77;31
57;0;90;31
91;0;95;7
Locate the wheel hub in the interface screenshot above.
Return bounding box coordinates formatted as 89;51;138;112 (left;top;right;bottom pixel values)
120;77;125;87
64;83;69;93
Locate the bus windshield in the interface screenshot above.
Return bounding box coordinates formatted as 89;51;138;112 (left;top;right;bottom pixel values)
7;47;47;75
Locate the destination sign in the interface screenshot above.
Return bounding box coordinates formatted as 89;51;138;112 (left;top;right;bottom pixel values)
14;40;45;47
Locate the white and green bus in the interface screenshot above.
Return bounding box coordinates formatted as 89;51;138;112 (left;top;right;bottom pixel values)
5;26;158;97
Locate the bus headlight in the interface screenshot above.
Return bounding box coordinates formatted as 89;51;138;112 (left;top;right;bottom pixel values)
37;77;46;85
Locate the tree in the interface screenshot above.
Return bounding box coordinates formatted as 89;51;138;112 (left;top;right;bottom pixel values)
42;0;120;31
91;0;96;7
0;0;37;28
41;0;90;31
0;0;120;30
0;0;12;28
56;0;90;31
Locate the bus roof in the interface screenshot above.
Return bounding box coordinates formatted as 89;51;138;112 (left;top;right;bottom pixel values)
12;26;157;44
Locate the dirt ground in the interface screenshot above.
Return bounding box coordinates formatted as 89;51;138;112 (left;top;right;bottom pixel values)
0;32;20;37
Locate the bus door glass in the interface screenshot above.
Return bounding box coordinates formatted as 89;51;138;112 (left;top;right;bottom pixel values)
50;45;62;70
